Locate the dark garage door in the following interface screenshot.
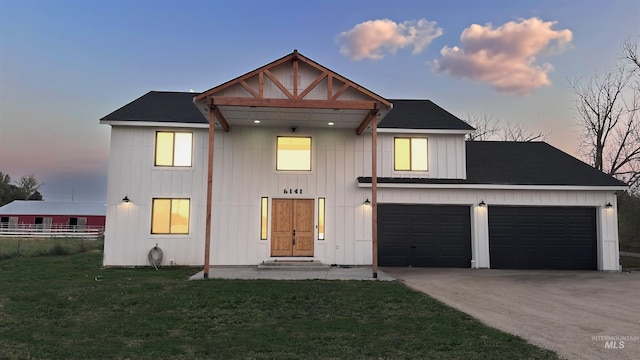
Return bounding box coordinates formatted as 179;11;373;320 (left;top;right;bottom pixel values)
378;204;471;267
489;206;597;270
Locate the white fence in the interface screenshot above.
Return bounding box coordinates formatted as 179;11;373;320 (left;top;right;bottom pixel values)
0;224;105;238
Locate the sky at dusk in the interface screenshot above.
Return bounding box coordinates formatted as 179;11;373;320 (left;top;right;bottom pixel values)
0;0;638;201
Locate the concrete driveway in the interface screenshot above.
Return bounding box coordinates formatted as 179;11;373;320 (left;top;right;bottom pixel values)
383;268;640;360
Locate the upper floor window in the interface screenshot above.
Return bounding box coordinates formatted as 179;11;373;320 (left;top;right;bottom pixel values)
151;198;190;234
276;136;311;171
155;132;192;167
394;137;428;171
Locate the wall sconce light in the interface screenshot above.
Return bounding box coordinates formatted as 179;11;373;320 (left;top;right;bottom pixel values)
364;198;371;206
605;202;613;209
479;201;487;207
122;195;130;203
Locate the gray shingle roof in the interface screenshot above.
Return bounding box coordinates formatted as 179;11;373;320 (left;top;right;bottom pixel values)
100;93;473;131
0;201;106;216
358;141;627;187
379;99;475;131
101;91;206;124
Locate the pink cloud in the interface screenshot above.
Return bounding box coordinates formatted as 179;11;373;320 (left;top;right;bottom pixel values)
338;18;443;61
432;17;573;95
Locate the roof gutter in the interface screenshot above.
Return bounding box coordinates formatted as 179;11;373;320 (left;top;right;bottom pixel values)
376;128;474;135
357;182;629;192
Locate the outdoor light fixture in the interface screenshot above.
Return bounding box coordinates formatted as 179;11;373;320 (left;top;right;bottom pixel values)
605;202;613;209
122;195;130;203
479;201;487;207
364;198;371;205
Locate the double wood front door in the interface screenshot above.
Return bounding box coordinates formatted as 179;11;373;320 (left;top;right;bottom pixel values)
271;199;314;257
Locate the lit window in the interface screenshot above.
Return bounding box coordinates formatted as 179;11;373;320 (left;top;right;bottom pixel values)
155;132;192;167
151;198;190;234
394;137;428;171
277;137;311;171
318;198;325;240
260;197;268;240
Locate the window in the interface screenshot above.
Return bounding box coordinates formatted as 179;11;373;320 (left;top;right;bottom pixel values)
318;198;325;240
155;132;192;167
260;197;268;240
277;137;311;171
394;137;428;171
151;198;190;234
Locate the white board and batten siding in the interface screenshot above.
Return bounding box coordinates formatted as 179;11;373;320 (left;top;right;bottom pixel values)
104;123;621;271
105;124;379;266
378;133;466;179
103;126;208;266
208;125;377;266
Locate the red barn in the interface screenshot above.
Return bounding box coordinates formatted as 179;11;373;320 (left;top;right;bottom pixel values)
0;201;106;233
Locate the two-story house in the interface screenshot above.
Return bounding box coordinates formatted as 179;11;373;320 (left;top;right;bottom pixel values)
100;50;626;274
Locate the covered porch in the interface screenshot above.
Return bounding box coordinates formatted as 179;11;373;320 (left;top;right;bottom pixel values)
193;50;392;278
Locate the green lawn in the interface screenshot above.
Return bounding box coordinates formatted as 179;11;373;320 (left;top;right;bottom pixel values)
0;237;104;259
621;255;640;270
0;253;559;360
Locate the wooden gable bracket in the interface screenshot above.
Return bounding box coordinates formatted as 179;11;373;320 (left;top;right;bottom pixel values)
356;103;380;135
209;99;230;132
196;51;392;108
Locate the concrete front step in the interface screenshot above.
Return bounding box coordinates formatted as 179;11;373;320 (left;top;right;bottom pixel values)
257;260;330;271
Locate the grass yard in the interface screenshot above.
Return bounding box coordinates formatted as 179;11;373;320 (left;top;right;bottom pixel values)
0;237;104;259
621;255;640;270
0;253;559;360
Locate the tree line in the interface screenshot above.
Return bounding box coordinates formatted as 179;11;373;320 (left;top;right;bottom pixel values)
0;172;44;206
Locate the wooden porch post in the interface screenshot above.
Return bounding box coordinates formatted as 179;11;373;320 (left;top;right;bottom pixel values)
203;102;215;278
371;105;379;279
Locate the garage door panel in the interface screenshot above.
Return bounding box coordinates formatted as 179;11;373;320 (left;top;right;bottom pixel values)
489;206;596;270
378;204;471;267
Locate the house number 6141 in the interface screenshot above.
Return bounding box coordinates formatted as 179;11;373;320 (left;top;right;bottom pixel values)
283;188;302;194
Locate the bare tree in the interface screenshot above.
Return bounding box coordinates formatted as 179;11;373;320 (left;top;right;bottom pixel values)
463;114;547;142
501;122;547;142
463;114;500;141
16;174;43;200
621;40;640;71
571;41;640;190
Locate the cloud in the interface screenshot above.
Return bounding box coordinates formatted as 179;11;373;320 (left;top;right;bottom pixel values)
338;18;443;61
431;17;573;95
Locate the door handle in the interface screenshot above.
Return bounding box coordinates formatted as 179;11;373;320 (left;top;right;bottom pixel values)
292;229;296;245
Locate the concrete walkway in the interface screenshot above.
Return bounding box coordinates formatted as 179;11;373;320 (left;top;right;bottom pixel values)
190;266;395;281
385;268;640;360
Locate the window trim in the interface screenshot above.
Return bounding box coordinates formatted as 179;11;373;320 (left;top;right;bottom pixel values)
276;136;312;172
393;137;428;172
150;198;191;235
154;131;193;167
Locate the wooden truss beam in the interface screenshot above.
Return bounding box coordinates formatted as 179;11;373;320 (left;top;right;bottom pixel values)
297;71;328;100
212;96;379;110
212;105;230;132
264;69;293;99
195;50;392;109
356;107;378;135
